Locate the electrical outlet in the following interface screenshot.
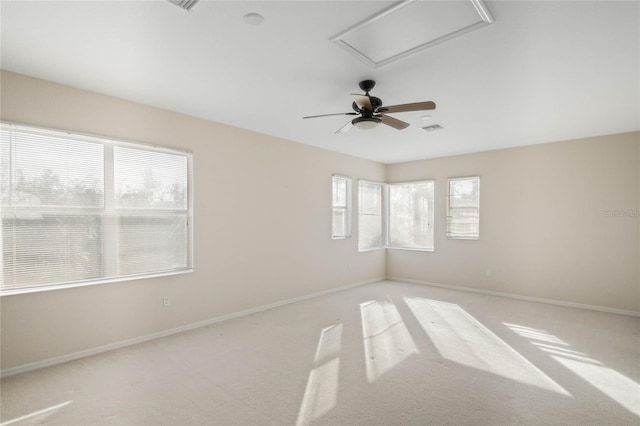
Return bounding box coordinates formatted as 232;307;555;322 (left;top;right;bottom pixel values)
163;296;171;307
485;269;493;278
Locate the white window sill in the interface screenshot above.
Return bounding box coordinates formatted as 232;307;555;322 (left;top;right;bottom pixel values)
358;246;386;252
386;247;434;252
0;269;194;297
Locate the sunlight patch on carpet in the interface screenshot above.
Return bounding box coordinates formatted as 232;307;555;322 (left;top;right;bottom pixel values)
506;322;640;416
360;299;419;383
405;297;569;395
296;324;342;425
1;400;72;425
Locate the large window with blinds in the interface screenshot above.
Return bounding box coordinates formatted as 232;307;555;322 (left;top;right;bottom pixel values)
388;181;434;251
357;179;435;252
447;176;480;239
0;123;193;294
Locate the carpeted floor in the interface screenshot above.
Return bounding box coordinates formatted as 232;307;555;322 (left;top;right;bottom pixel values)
1;280;639;425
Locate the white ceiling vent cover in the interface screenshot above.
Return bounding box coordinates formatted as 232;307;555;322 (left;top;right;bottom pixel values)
421;124;444;132
167;0;199;11
331;0;493;69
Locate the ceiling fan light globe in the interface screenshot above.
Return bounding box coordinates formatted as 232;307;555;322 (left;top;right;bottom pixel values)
352;117;380;130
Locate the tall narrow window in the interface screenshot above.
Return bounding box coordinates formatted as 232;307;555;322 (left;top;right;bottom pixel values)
447;176;480;239
358;180;384;251
388;180;434;251
0;123;193;294
331;175;351;239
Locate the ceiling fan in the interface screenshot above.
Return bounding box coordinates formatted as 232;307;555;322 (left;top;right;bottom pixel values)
303;80;436;134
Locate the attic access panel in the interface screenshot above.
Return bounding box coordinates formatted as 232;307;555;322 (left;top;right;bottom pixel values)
332;0;493;69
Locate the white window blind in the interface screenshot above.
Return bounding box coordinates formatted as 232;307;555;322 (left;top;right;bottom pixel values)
447;176;480;239
358;180;384;250
388;181;434;250
332;175;351;239
0;123;192;294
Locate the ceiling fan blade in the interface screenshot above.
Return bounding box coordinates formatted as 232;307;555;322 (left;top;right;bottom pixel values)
382;101;436;114
352;95;372;111
303;112;358;119
335;120;353;134
381;114;410;130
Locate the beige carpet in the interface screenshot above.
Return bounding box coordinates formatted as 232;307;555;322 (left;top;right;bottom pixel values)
1;280;639;425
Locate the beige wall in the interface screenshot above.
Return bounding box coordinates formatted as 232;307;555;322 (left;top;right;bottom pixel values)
387;132;640;312
2;70;638;373
0;70;386;371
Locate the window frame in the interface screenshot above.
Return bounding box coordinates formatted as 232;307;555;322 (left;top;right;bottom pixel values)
0;122;194;296
446;176;480;240
331;175;352;239
387;179;435;252
357;179;386;252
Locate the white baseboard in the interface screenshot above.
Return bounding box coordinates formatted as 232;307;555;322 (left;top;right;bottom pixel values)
0;277;383;379
387;276;640;318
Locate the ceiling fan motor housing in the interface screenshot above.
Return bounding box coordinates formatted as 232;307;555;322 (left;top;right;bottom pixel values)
369;97;382;111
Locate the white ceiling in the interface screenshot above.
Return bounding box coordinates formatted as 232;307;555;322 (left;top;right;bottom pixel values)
1;0;638;164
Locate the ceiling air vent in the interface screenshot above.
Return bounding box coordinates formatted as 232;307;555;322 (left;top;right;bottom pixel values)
421;124;444;132
167;0;199;11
